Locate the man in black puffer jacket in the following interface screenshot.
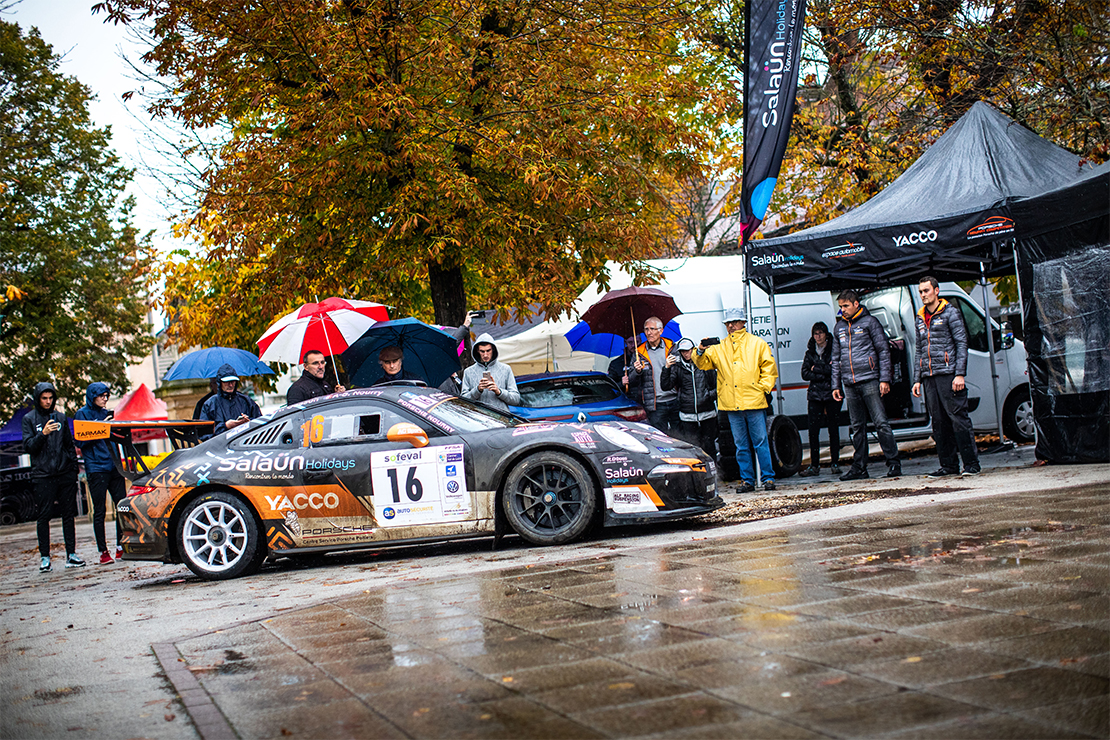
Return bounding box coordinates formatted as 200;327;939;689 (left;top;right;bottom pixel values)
912;276;980;478
21;382;85;572
831;290;901;480
660;338;718;457
799;322;842;477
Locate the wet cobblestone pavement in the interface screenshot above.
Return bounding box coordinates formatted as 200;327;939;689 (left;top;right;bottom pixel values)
168;484;1109;739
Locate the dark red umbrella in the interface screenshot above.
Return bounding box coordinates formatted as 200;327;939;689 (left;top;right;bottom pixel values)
581;286;682;340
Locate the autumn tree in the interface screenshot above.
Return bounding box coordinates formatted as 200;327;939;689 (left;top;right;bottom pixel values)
96;0;735;350
0;20;153;418
767;0;1109;235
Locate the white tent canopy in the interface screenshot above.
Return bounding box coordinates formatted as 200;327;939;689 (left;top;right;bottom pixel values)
495;256;750;376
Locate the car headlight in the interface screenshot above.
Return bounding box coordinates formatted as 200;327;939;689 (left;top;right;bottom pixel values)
649;464;691;475
594;425;649;454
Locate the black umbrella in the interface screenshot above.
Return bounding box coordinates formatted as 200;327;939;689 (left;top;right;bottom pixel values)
341;318;461;388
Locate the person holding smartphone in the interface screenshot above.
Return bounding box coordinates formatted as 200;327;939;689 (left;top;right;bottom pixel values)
460;333;520;412
22;382;85;572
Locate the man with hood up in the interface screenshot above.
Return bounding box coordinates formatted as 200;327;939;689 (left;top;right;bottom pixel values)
460;333;520;412
21;382;85;572
199;364;261;438
74;383;126;563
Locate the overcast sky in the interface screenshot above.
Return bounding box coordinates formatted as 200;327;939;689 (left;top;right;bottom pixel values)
6;0;181;252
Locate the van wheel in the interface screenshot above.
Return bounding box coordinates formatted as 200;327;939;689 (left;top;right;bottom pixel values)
768;415;803;478
1003;387;1034;443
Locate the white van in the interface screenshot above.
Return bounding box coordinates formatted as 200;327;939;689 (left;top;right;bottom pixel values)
631;256;1033;450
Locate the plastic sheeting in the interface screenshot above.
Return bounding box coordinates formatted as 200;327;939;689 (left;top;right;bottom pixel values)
1014;165;1110;464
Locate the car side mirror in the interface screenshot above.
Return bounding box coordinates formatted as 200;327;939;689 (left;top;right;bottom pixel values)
386;422;429;449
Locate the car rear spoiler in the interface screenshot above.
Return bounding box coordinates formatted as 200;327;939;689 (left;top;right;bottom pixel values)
74;420;214;481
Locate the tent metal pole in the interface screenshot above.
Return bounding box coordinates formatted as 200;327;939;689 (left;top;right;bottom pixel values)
980;261;1006;445
768;278;784;415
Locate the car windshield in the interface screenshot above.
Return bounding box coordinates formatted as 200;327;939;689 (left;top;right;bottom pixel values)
414;395;519;432
518;376;621;408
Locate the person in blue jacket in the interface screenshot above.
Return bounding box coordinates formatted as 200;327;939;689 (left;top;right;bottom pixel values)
21;382;85;572
75;383;126;564
199;364;261;438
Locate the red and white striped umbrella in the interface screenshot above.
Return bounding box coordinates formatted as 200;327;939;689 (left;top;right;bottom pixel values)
256;298;390;367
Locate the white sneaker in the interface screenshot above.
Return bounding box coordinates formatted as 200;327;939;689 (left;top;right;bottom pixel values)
64;553;86;568
39;557;51;573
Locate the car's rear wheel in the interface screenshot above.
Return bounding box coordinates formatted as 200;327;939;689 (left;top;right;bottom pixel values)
503;451;597;546
176;492;264;580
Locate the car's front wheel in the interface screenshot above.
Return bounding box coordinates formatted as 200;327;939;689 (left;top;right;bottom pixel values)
176;492;264;580
503;451;597;546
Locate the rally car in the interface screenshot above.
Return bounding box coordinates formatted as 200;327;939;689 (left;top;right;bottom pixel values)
77;386;722;580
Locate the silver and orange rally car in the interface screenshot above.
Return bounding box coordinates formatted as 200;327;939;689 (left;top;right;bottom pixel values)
78;386;722;580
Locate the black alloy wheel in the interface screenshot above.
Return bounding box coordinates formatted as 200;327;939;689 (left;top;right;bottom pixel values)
503;451;597;546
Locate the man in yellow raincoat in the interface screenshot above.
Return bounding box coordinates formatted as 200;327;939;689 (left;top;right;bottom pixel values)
694;307;779;492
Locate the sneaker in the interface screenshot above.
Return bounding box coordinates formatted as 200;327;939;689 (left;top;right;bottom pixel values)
830;465;842;476
99;551;114;565
115;546;124;559
736;481;755;493
763;480;776;491
926;468;959;479
39;557;51;573
961;467;981;476
64;553;86;569
883;465;902;479
839;468;869;481
798;465;820;477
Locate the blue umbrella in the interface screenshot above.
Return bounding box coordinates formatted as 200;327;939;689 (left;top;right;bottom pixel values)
564;319;682;357
163;347;276;382
341;318;461;389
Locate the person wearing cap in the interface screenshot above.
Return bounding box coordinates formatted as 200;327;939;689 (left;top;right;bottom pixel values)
694;307;779;492
372;346;426;386
660;338;718;458
199;363;262;437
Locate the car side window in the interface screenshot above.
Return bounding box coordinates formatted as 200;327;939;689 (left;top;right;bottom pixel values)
946;295;988;353
307;409;385;447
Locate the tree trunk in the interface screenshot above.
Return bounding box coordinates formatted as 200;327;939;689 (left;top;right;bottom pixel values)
427;260;467;327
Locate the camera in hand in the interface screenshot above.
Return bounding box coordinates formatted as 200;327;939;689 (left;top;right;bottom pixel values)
702;337;721;346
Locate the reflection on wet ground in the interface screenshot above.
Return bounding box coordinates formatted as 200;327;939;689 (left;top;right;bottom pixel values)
174;486;1109;738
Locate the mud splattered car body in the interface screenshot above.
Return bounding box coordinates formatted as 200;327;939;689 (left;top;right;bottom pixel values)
82;386;721;579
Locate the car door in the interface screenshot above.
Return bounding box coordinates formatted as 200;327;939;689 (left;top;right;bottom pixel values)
365;393;476;530
288;400;410;547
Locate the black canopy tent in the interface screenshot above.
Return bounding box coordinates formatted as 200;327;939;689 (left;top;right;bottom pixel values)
1010;163;1110;463
739;102;1103;454
745;102;1086;293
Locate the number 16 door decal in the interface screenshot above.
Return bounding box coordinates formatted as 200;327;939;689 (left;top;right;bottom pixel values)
369;444;470;526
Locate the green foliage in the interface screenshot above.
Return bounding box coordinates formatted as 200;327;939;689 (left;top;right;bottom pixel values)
0;20;154;418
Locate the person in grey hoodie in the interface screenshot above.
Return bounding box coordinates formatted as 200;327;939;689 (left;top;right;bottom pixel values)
21;382;85;572
460;333;520;412
74;382;125;563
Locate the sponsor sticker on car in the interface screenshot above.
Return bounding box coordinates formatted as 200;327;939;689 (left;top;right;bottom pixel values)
604;484;661;514
369;443;470;526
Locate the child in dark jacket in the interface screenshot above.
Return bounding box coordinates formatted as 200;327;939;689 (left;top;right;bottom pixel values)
799;322;842;476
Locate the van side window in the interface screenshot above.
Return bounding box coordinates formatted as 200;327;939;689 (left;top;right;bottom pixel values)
947;295;988;353
860;287;909;340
